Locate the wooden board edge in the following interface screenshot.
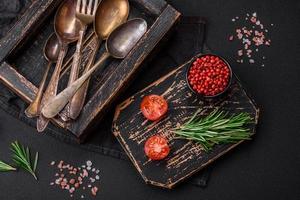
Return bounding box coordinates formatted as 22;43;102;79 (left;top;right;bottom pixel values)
0;62;67;128
0;0;62;62
0;61;37;103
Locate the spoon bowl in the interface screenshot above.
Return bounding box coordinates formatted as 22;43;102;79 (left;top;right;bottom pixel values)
44;34;60;62
42;18;148;118
37;0;82;132
94;0;130;39
54;0;82;43
25;33;60;118
68;0;130;119
107;18;147;58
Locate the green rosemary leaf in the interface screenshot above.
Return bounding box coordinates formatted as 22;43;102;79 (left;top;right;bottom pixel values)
0;160;16;172
173;109;252;151
11;141;38;180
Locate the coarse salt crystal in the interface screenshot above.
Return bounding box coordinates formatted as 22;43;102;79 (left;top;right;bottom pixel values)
249;59;255;63
86;160;92;167
91;186;98;196
83;169;88;177
238;50;243;56
95;175;100;180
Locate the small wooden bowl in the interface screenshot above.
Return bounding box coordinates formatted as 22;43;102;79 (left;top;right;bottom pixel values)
186;53;233;98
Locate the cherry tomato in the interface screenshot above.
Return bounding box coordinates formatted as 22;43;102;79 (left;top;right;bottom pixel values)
144;135;170;160
140;95;168;121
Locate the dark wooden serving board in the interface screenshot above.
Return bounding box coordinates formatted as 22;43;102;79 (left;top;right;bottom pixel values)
112;53;260;189
0;0;180;141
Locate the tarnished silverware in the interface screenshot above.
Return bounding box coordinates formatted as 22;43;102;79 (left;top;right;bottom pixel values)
37;0;82;132
67;0;99;119
25;33;60;118
68;0;129;120
41;18;147;118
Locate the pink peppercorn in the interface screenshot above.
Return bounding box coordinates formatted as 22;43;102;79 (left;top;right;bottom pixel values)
188;55;231;96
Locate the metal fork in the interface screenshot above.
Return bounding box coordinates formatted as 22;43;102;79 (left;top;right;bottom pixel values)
66;0;99;119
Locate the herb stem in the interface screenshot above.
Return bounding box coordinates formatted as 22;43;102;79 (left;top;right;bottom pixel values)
173;109;252;151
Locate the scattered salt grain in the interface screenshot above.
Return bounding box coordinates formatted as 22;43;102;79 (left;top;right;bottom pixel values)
228;12;273;66
86;160;92;167
49;160;101;199
90;178;95;183
91;186;98;196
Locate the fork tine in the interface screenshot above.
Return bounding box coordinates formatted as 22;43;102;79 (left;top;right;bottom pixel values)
81;0;87;14
87;0;93;15
76;0;81;13
93;0;99;15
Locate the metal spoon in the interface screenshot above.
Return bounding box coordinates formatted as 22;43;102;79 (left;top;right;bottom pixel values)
68;0;129;120
42;18;147;118
37;0;82;132
25;34;60;118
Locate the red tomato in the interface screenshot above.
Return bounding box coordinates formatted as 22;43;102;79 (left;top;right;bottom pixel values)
140;95;168;121
144;135;170;160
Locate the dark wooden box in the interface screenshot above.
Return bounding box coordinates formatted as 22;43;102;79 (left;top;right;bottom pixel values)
0;0;180;141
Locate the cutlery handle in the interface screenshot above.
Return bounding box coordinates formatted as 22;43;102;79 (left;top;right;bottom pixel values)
67;26;86;119
42;51;110;118
37;45;68;132
69;36;101;119
25;61;52;118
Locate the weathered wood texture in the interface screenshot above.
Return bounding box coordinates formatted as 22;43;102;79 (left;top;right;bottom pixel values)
0;0;63;62
0;0;180;141
112;53;260;189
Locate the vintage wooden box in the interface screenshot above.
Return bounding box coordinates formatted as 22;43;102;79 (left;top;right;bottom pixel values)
0;0;180;141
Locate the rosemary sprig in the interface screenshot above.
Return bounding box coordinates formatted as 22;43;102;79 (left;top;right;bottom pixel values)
0;160;16;172
173;109;252;151
11;141;38;180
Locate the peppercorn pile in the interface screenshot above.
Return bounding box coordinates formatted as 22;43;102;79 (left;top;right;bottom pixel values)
49;160;100;199
228;12;273;66
187;55;230;96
